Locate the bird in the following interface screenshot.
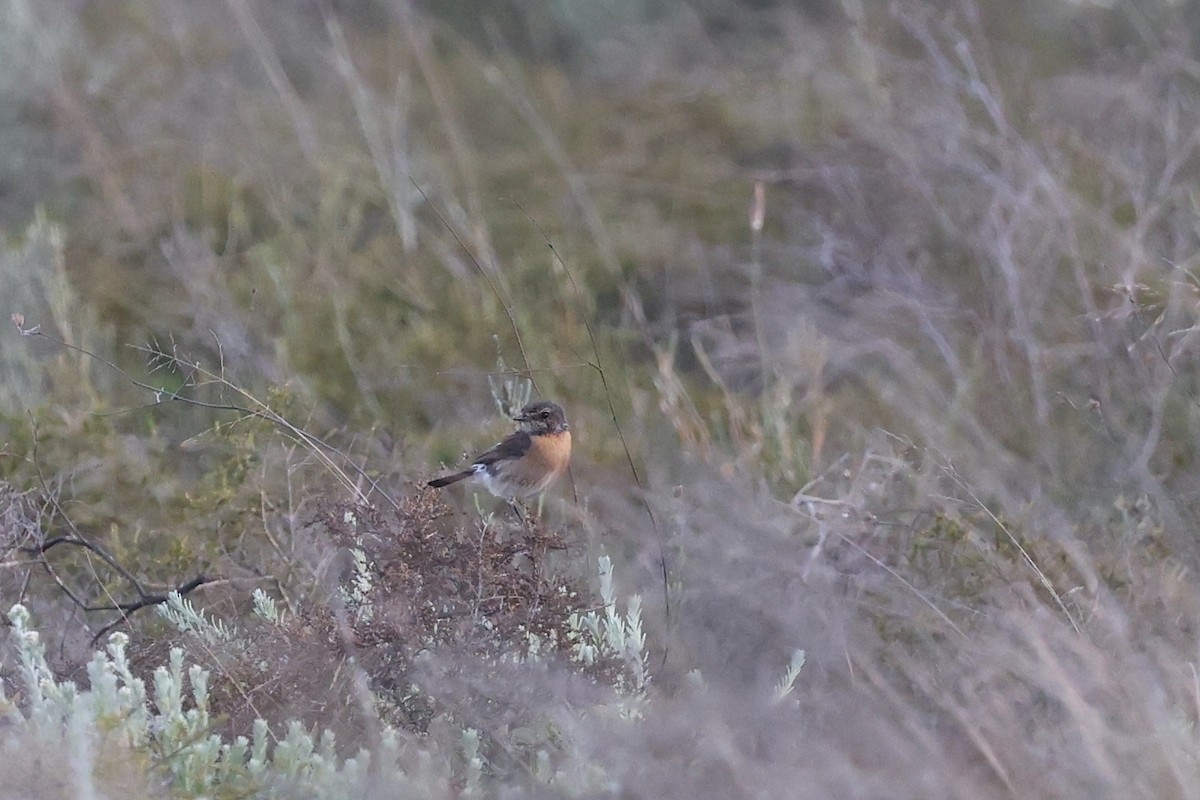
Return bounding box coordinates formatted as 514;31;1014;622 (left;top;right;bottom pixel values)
426;400;572;503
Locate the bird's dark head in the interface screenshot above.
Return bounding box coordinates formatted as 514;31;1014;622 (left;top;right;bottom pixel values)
514;400;569;435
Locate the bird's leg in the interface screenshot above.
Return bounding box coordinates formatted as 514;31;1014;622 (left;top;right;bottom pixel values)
508;500;542;583
507;499;530;530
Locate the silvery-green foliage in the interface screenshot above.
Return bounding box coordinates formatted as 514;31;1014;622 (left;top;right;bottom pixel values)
461;727;484;795
2;604;435;798
567;556;650;695
487;355;532;418
2;555;659;796
252;588;285;625
340;546;376;623
773;649;806;702
155;591;240;646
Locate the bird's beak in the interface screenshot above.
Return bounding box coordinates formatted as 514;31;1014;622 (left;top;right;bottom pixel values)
512;413;528;423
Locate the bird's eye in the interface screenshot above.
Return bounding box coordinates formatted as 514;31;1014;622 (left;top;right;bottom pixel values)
541;410;550;418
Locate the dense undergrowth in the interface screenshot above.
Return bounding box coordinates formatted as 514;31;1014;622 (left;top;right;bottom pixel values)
4;0;1200;797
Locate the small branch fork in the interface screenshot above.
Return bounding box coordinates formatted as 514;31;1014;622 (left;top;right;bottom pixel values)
5;464;212;645
24;537;208;616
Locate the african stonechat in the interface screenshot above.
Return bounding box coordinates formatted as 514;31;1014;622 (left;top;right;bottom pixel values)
427;400;572;501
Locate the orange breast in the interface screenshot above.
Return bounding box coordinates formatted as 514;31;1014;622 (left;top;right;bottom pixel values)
512;430;572;493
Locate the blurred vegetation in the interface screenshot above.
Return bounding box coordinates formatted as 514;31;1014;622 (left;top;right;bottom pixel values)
4;0;1200;796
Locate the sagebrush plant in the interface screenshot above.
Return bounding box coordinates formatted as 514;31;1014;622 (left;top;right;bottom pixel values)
156;591;241;647
566;555;649;698
1;550;659;797
1;603;438;798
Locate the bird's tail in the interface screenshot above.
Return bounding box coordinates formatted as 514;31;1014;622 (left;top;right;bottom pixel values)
427;470;473;488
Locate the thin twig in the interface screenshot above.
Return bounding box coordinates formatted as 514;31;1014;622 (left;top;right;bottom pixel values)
835;530;968;640
513;204;671;669
405;179;534;382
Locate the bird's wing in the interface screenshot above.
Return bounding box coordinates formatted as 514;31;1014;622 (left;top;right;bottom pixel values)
473;431;532;467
